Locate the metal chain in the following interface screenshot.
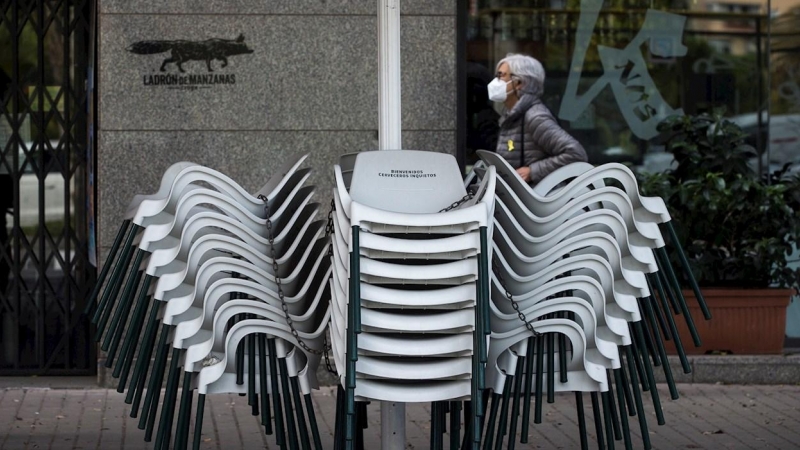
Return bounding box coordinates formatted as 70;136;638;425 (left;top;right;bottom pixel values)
322;198;337;375
491;259;540;337
259;194;328;356
439;193;474;213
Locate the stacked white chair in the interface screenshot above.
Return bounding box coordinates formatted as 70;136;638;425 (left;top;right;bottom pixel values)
472;149;710;450
89;154;332;450
329;150;496;450
87;145;712;450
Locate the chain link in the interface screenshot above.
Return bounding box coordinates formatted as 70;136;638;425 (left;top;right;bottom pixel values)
492;259;540;337
322;198;337;375
258;194;329;357
439;193;475;213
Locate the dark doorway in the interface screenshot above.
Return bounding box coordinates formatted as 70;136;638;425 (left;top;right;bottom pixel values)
1;0;97;375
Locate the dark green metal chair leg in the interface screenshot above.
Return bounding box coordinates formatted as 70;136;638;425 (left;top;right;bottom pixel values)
115;275;153;386
590;392;606;450
534;335;544;424
624;346;651;450
278;358;299;450
289;376;311;450
633;322;665;425
351;226;362;334
140;324;171;435
547;331;555;404
507;362;523;450
94;229;139;336
450;401;461;450
236;318;245;387
128;302;161;412
482;393;500;450
154;348;182;450
334;385;345;450
268;339;286;448
605;371;622;441
103;249;146;356
92;223;138;324
649;273;691;373
192;394;206;450
84;220;130;316
558;329;568;383
641;298;679;400
304;394;323;450
575;392;589;450
614;370;634;450
601;391;616;450
174;371;194;450
249;331;258;415
494;378;512;450
663;221;711;319
656;248;702;347
258;335;273;434
615;367;635;416
520;338;534;443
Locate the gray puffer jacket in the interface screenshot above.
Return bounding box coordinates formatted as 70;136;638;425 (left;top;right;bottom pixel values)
496;92;588;185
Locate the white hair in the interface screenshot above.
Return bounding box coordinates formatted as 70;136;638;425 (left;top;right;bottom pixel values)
496;53;545;96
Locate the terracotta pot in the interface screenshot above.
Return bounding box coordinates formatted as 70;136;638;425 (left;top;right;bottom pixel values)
662;288;792;355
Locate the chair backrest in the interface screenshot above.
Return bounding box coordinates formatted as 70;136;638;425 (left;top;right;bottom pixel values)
349;150;467;213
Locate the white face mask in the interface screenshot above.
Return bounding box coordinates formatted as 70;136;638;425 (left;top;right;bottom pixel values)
487;77;512;102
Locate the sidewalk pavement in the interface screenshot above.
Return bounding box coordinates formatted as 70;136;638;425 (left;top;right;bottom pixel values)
2;384;800;449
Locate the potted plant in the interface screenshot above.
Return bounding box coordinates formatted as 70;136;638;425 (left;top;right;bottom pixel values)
637;108;800;354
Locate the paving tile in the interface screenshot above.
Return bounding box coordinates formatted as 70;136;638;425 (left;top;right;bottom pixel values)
2;384;800;449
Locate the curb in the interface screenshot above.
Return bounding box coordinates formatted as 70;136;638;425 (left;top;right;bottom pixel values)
652;354;800;385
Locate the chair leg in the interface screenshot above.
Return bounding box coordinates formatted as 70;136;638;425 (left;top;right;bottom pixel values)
648;273;691;373
248;329;258;415
192;393;206;450
115;275;153;387
641;298;679;400
547;330;555;404
493;378;512;450
633;322;665;425
92;223;137;323
520;337;534;443
154;348;182;450
614;370;634;450
128;302;161;414
662;221;711;319
600;391;616;450
605;371;622;441
277;353;299;450
258;335;273;434
304;394;323;450
94;227;139;336
506;361;523;450
140;324;171;438
590;392;606;450
575;392;589;450
624;346;651;450
84;219;130;316
268;339;286;449
174;371;194;450
534;335;544;424
482;393;500;450
656;248;702;347
103;250;146;361
289;376;311;450
614;366;635;416
449;401;461;450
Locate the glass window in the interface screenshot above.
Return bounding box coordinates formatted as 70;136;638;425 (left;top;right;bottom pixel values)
461;0;800;177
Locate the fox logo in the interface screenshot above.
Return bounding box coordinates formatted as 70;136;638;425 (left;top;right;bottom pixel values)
127;34;254;73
